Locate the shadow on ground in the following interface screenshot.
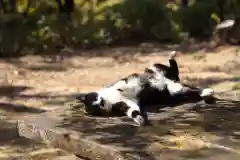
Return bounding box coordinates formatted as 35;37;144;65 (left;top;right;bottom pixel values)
0;85;78;109
0;119;46;159
3;85;238;159
183;76;240;88
0;85;47;114
0;103;45;114
1;43;231;72
57;98;240;159
0;85;31;97
0;120;36;146
0;86;69;159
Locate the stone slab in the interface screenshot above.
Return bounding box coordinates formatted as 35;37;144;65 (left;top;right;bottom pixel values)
18;99;240;160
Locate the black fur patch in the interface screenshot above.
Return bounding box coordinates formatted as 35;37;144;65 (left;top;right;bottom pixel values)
144;68;155;75
111;101;129;116
153;63;169;72
137;81;171;107
81;92;106;116
131;110;140;118
153;63;180;82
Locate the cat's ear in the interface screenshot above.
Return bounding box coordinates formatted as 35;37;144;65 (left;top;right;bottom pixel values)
75;93;87;102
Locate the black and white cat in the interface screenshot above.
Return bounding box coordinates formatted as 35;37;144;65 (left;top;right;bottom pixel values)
76;51;214;126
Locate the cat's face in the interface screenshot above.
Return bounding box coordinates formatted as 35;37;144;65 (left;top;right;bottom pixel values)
76;92;106;116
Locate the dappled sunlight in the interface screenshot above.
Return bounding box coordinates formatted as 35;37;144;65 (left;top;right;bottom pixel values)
0;46;239;159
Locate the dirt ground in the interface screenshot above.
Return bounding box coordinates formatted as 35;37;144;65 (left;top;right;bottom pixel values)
0;44;239;159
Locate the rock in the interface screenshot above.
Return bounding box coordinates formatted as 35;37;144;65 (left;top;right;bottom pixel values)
17;107;129;160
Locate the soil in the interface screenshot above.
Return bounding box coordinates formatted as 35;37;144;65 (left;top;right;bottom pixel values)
0;44;239;159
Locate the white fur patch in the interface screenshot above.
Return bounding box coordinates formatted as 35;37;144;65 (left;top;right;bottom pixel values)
148;65;183;94
92;95;102;105
123;99;143;126
96;87;143;125
169;51;177;59
148;73;166;91
164;78;184;95
97;87;124;104
200;88;214;97
148;65;166;91
124;99;140;118
96;86;140;113
111;77;143;100
134;115;145;126
94;87;123;112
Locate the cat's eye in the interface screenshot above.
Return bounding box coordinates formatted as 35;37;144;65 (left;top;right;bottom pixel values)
117;89;124;92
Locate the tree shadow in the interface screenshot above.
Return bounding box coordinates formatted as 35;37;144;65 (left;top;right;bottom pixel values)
0;102;45;114
0;84;79;108
12;92;79;107
26;65;67;72
0;118;47;158
201;60;240;74
2;58;68;72
58;109;158;160
56;98;240;159
154;98;240;148
183;76;239;88
193;98;240;139
0;85;32;97
0;85;50;114
1;43;237;73
0;120;33;145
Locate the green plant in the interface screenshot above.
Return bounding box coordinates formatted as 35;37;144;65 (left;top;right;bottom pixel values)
177;1;218;38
